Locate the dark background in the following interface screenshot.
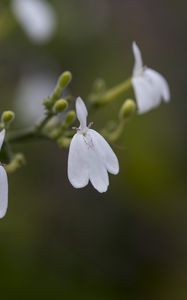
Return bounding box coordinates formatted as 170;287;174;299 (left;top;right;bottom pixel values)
0;0;186;299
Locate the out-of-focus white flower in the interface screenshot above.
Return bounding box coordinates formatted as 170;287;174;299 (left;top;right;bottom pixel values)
11;0;57;43
132;42;170;114
68;97;119;193
0;129;8;219
14;73;55;127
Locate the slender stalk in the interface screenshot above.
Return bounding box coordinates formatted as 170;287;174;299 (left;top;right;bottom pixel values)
36;113;53;132
7;130;48;144
107;121;125;142
90;78;132;106
7;112;54;144
101;121;125;143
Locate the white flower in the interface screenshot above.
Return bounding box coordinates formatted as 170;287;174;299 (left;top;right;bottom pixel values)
68;97;119;193
132;42;170;114
11;0;57;44
14;72;56;127
0;129;8;219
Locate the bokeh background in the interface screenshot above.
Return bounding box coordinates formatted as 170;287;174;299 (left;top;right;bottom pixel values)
0;0;186;299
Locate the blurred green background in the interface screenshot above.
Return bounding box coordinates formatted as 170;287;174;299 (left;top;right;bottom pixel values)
0;0;186;299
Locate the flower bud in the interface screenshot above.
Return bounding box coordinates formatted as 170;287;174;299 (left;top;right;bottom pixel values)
53;99;68;113
65;110;76;125
119;99;136;120
59;71;72;89
1;111;15;124
50;71;72;105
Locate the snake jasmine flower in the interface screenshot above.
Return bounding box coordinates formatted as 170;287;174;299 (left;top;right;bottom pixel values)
0;129;8;218
68;97;119;193
12;0;57;44
132;42;170;114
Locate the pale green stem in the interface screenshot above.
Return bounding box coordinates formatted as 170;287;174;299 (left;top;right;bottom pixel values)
90;78;132;106
7;129;48;144
7;111;55;144
36;113;53;132
101;121;125;143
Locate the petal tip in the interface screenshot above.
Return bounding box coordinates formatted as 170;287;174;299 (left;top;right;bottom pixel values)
132;40;137;49
132;41;139;54
76;96;85;107
0;129;6;150
95;185;108;193
75;97;88;129
0;209;7;219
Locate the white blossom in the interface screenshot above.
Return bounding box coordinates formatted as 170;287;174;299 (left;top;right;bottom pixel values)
14;72;56;127
132;42;170;114
68;97;119;193
0;129;8;219
11;0;57;44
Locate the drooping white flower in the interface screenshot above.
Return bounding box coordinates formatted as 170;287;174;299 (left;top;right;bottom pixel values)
11;0;57;44
0;129;8;219
132;42;170;114
68;97;119;193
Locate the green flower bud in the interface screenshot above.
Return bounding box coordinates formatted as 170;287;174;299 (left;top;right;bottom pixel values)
50;72;72;105
53;99;68;113
65;110;76;125
119;99;136;120
59;71;72;89
1;111;15;124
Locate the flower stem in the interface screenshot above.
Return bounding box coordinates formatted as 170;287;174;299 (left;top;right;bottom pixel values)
90;78;132;107
7;112;54;144
7;129;45;144
101;121;125;143
36;113;53;132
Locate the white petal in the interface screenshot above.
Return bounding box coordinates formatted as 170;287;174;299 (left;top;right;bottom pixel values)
12;0;56;43
132;75;161;114
85;133;109;193
0;166;8;219
144;68;170;102
68;133;89;188
75;97;88;129
0;129;5;150
132;42;143;77
89;129;119;175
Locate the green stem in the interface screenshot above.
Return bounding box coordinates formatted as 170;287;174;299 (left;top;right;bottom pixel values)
101;113;134;143
7;129;47;144
36;113;53;132
90;78;132;106
7;112;54;144
101;121;125;143
108;121;125;142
